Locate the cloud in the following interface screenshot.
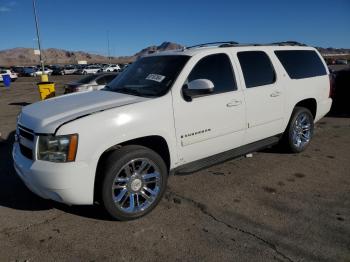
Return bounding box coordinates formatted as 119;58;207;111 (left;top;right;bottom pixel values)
0;6;11;12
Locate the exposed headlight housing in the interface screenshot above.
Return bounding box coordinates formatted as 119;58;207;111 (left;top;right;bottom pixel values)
37;134;78;162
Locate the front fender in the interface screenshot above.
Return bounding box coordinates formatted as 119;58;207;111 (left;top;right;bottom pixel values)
56;94;178;176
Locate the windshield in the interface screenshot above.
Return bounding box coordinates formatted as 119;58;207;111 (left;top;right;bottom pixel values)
105;55;189;97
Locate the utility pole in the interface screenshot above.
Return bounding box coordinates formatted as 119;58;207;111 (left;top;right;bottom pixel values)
107;30;111;61
32;0;45;73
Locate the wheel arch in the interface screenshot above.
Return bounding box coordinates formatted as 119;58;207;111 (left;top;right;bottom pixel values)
294;98;317;119
93;135;171;203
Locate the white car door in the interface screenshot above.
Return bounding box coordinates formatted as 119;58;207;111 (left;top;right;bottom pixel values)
172;53;246;164
235;50;284;144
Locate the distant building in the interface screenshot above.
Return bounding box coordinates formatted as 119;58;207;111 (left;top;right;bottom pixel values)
77;60;87;65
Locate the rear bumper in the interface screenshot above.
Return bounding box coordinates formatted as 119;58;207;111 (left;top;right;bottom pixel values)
13;142;95;205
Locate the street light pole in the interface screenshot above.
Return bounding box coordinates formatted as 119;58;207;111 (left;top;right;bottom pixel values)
32;0;45;74
107;30;111;61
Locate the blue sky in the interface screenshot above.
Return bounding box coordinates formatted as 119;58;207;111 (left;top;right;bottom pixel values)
0;0;349;56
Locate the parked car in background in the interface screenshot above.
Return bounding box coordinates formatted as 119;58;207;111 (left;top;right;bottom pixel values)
0;69;18;81
335;59;348;65
103;64;121;72
22;67;36;77
11;66;25;76
64;72;118;93
75;65;86;75
62;65;78;75
32;67;53;76
81;65;102;75
12;67;36;77
50;65;65;75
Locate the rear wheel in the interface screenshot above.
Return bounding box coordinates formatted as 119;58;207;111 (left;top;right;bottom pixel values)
101;145;168;220
283;107;314;153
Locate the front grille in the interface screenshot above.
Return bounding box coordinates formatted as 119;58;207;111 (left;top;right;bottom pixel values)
19;144;33;160
17;124;35;160
19;128;34;141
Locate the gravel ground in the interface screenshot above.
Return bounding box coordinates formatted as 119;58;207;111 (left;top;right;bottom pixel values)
0;76;349;262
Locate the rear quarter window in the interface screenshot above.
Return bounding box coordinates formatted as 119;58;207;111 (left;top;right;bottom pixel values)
274;50;327;79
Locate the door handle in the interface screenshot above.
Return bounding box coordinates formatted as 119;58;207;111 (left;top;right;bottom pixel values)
270;91;282;97
226;100;242;107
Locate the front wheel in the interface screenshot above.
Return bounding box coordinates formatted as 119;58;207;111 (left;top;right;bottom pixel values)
283;107;314;153
101;145;168;220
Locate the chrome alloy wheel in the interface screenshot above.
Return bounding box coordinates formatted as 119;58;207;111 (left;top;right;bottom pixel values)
292;112;312;149
112;158;161;214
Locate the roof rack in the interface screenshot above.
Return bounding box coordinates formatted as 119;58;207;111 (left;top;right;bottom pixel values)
186;41;239;49
269;41;306;46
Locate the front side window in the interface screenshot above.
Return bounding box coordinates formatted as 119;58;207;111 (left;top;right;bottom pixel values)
105;55;190;97
237;51;276;88
187;53;237;94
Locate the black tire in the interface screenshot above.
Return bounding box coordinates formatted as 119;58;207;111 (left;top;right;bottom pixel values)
282;107;314;153
100;145;168;221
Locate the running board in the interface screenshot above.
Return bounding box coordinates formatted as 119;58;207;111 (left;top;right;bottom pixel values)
171;135;281;175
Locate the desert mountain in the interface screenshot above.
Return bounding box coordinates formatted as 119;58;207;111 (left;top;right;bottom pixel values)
0;42;184;66
134;42;184;57
0;42;348;67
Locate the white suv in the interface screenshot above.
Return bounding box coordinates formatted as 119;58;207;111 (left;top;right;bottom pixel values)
0;69;18;82
81;65;102;75
103;64;121;72
13;41;332;220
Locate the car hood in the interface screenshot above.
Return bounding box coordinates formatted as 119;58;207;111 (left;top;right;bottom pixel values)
19;91;149;134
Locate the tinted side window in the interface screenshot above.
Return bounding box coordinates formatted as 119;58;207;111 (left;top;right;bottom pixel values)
188;54;236;94
274;50;327;79
237;51;276;88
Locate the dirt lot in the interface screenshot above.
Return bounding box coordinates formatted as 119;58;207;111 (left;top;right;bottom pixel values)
0;76;349;262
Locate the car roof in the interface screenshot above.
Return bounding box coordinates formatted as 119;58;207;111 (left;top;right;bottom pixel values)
145;42;317;58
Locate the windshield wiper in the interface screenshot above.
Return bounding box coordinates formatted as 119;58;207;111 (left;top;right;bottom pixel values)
103;84;159;97
115;87;147;97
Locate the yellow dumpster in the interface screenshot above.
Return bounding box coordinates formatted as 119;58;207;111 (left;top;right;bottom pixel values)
37;82;55;100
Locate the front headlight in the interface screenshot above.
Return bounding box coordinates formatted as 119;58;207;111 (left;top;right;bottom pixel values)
37;134;78;162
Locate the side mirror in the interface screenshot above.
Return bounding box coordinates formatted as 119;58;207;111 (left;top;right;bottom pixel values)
183;79;214;101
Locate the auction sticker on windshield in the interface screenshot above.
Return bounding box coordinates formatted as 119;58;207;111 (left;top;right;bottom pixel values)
146;74;166;82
